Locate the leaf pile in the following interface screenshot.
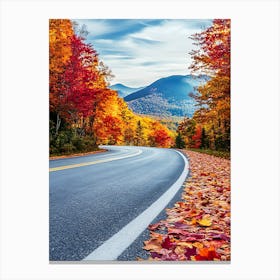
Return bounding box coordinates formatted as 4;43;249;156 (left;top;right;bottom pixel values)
142;150;230;261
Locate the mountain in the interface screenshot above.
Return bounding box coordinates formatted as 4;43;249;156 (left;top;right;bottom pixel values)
110;83;144;98
124;75;208;118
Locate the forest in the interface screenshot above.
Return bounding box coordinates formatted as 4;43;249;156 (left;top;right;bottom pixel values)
176;19;230;152
49;19;230;155
49;19;174;155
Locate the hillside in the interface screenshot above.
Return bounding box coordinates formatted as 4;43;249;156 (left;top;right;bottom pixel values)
109;83;144;98
124;75;207;118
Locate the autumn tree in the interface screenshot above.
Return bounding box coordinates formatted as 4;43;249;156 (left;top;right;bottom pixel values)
63;35;98;124
94;115;122;144
118;98;137;145
177;117;196;147
49;19;175;155
188;19;231;151
148;121;173;148
177;117;203;149
134;120;144;146
49;19;74;135
49;20;99;135
191;125;202;149
175;133;186;149
152;129;172;148
200;127;208;149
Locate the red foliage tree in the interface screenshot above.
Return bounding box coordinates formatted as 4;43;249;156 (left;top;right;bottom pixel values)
191;126;202;148
63;35;98;122
95;115;122;144
152;128;172;148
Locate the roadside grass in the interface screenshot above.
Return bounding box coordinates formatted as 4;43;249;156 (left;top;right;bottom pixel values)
187;148;230;160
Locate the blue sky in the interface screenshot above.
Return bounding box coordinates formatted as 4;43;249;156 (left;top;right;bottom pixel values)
74;19;212;87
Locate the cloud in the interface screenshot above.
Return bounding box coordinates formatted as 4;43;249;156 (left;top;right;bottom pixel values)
73;19;114;37
73;19;212;87
130;37;162;45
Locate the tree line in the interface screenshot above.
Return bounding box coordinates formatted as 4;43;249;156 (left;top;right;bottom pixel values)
49;19;173;155
49;19;230;155
176;19;230;152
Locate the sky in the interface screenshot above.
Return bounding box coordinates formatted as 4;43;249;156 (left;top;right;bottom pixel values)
74;19;213;87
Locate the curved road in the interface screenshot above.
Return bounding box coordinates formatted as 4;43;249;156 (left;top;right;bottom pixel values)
49;146;188;261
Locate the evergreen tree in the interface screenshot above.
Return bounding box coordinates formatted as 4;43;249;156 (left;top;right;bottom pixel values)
201;127;209;149
135;120;144;146
175;133;186;149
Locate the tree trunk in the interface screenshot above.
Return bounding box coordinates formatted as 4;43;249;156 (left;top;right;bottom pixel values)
55;113;61;135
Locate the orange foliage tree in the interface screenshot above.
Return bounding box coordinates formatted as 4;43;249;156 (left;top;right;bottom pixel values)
49;19;74;135
177;19;230;151
149;122;174;148
49;19;174;155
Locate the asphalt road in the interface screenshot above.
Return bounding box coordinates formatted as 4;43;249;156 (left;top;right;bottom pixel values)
49;145;188;261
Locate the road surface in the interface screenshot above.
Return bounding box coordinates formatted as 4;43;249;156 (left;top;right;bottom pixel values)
49;145;188;261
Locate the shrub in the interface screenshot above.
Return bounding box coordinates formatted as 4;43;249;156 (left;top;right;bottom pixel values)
60;143;75;154
72;135;85;151
83;136;97;151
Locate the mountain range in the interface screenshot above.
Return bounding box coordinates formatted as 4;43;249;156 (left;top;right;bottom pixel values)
109;84;144;98
111;75;208;118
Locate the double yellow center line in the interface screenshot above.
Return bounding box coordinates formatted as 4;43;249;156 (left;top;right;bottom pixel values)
49;149;142;172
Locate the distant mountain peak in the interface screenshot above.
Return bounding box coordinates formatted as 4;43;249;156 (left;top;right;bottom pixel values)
109;83;144;98
124;74;208;118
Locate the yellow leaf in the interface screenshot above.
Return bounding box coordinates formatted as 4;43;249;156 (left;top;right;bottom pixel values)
193;242;204;248
198;218;212;227
191;218;197;225
175;246;186;255
177;242;193;248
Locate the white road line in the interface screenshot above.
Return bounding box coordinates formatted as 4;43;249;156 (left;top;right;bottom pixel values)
83;150;189;261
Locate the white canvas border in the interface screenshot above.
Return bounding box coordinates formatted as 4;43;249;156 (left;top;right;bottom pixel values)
0;0;279;279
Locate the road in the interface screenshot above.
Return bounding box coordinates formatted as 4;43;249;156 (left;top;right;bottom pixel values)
49;145;189;261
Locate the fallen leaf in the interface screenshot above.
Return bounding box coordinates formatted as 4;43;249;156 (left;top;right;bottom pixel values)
185;247;197;260
177;241;193;248
173;222;190;229
142;150;230;261
150;252;162;259
212;234;230;241
143;238;162;251
148;222;161;231
168;228;190;236
161;236;174;249
191;218;197;225
192;242;203;248
174;246;186;255
196;246;221;260
198;218;212;227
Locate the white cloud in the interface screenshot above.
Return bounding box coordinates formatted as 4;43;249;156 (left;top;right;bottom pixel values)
77;20;212;87
73;19;116;37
